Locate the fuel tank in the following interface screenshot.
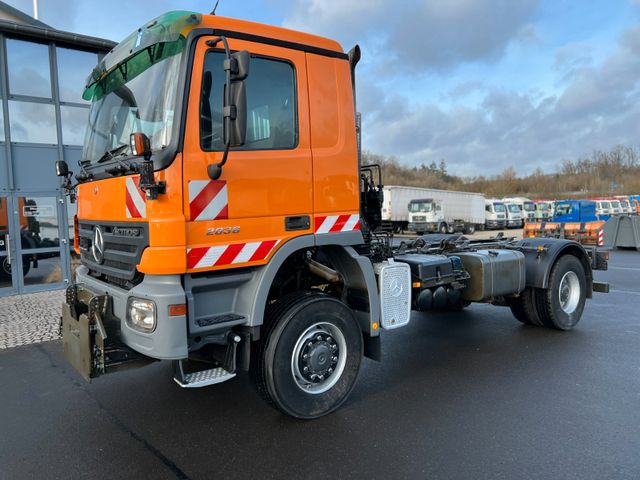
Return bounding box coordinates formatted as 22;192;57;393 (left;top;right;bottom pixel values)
455;249;525;302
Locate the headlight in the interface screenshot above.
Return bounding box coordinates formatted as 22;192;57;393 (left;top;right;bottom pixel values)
127;298;156;332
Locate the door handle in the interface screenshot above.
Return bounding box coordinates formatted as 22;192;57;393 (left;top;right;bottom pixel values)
285;216;310;231
5;234;11;266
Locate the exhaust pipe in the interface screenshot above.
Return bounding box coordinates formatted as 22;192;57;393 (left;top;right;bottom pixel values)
307;259;341;283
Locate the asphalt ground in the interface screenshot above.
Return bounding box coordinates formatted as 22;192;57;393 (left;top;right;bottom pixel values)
1;250;639;479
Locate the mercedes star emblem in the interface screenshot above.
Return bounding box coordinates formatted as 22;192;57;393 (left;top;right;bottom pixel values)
92;226;105;264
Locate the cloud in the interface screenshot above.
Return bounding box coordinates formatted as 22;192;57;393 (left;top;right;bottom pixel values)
362;25;640;175
285;0;539;70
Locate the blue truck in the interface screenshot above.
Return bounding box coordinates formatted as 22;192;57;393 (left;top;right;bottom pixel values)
552;200;598;223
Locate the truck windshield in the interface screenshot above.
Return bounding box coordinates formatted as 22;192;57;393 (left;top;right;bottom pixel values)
82;48;183;167
620;200;629;208
409;202;433;213
611;201;621;209
507;204;520;213
602;201;611;209
523;202;535;211
555;204;572;216
536;203;548;211
494;203;506;212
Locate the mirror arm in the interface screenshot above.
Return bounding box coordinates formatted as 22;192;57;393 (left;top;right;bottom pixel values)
61;172;77;203
207;36;233;181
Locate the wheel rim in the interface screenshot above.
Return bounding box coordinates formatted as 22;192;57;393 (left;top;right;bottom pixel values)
559;271;580;314
291;322;347;395
2;257;11;275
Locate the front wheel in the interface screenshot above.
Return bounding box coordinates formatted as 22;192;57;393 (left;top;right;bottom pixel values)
252;292;363;419
464;224;476;235
535;255;587;330
439;223;447;234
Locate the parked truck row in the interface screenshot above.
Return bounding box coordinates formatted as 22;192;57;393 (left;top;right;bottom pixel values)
382;186;640;236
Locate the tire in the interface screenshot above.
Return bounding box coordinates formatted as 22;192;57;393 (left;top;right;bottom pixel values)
447;224;455;234
447;298;471;311
416;231;424;236
535;255;587;331
465;225;476;235
506;288;546;327
438;223;447;234
0;257;10;281
0;256;30;280
251;292;363;419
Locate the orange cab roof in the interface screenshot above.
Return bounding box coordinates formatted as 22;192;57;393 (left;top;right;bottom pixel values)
201;14;345;54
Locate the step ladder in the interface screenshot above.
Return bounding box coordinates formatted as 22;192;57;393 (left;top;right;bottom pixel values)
173;365;236;388
172;332;240;388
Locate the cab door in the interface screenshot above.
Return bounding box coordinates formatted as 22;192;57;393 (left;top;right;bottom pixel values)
182;36;312;272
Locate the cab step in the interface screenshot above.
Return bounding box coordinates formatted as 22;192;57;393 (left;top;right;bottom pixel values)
173;367;236;388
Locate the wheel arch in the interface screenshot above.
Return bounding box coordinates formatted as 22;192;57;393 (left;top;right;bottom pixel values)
516;238;593;298
240;236;380;336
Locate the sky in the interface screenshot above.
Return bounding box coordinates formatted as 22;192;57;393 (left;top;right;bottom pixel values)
6;0;640;176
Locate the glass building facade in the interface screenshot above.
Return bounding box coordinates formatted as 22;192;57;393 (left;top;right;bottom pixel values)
0;17;114;296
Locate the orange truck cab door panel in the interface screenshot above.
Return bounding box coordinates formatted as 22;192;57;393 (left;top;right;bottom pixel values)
182;36;313;272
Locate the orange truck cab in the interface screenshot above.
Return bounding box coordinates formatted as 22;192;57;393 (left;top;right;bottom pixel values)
59;11;608;418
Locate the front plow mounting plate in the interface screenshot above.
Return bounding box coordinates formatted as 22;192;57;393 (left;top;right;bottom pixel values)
61;287;108;382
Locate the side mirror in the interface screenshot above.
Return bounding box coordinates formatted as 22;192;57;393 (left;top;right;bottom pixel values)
130;132;165;200
130;132;152;160
56;160;69;177
208;43;250;181
224;50;250;147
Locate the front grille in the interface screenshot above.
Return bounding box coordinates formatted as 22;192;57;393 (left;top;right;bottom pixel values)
79;221;149;289
413;216;426;222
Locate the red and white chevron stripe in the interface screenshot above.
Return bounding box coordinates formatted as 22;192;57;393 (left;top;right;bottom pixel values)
315;214;360;234
187;240;280;269
125;177;146;218
598;228;604;246
189;180;228;221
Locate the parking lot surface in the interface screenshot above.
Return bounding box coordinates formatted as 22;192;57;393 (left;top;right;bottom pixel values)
0;250;639;479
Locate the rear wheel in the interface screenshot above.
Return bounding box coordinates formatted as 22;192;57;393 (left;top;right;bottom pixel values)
0;255;30;280
535;255;587;330
506;288;545;326
252;292;363;419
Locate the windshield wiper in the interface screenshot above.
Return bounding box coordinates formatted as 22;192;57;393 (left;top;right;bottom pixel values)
106;160;139;176
97;143;130;163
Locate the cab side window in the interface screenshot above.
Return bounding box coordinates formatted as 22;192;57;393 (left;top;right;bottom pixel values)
200;50;297;151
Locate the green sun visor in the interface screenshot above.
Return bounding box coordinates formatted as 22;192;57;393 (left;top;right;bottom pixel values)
82;11;202;101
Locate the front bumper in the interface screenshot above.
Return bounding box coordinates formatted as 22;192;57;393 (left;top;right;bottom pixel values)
67;266;188;362
408;222;438;232
507;220;522;227
486;220;506;228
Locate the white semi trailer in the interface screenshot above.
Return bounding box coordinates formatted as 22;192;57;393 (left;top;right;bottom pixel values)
381;185;418;233
404;187;485;235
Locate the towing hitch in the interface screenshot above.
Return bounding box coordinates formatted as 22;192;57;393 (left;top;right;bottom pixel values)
61;284;154;382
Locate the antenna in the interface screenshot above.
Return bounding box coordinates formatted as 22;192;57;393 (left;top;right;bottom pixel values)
211;0;221;15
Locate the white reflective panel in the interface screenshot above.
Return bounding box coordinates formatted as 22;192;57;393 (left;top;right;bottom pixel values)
0;108;4;142
8;101;57;144
57;47;98;103
6;39;52;98
61;106;89;145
